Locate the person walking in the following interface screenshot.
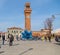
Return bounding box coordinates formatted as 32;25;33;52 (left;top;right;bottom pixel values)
9;34;14;46
0;34;1;48
41;36;44;41
0;35;1;48
16;35;18;41
0;40;1;48
7;34;10;42
48;35;51;42
2;34;5;45
44;36;47;41
0;34;1;39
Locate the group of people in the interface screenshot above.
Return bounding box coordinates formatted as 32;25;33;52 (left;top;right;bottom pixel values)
0;33;53;48
44;36;51;42
0;34;14;47
37;35;52;42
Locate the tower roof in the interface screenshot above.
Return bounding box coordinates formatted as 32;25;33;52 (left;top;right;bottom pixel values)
25;2;30;8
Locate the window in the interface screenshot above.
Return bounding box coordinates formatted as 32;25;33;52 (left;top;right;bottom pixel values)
20;31;22;33
12;31;13;33
14;31;16;33
8;31;9;33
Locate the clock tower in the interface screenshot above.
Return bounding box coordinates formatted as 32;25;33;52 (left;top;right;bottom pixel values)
24;2;32;31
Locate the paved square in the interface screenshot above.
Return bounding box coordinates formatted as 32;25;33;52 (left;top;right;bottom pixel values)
0;39;60;55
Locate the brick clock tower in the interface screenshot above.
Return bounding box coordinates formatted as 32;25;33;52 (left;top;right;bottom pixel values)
24;2;32;31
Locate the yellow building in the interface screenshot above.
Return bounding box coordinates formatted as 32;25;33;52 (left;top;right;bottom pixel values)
32;29;50;38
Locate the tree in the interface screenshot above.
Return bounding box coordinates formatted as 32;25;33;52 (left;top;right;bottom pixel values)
44;15;55;36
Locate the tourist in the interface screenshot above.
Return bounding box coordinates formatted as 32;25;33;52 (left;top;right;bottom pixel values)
48;35;51;42
41;36;44;41
19;34;21;40
0;34;1;39
2;34;5;45
0;37;1;48
9;34;14;46
8;34;11;46
0;34;1;48
55;35;58;42
0;43;1;48
16;35;18;41
44;36;47;41
7;34;10;42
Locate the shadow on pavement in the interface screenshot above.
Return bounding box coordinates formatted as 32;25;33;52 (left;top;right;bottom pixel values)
0;51;5;54
19;48;33;55
13;44;19;46
54;43;60;45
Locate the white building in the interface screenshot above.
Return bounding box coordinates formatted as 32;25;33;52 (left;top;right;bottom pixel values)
7;27;23;40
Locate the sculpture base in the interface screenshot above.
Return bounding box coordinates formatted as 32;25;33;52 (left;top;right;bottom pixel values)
21;30;32;40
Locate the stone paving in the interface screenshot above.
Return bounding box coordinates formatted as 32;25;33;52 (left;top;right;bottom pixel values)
0;39;60;55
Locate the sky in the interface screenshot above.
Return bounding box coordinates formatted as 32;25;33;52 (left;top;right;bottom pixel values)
0;0;60;32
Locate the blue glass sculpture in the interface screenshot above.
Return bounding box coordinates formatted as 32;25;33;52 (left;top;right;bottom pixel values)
21;30;32;40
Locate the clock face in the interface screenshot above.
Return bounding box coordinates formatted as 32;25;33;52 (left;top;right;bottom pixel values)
26;15;30;18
